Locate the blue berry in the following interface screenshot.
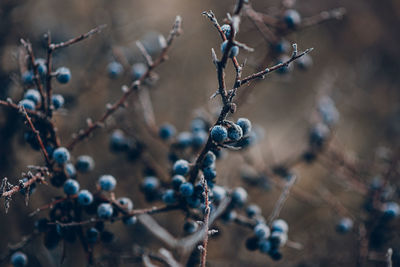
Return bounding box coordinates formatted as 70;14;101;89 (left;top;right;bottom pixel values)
211;125;228;143
232;187;248;206
173;159;190;175
179;182;194;197
271;219;289;233
77;190;93;205
221;209;237;222
86;227;99;243
221;40;239;58
56;67;71;84
269;249;283;261
172;175;186;190
190;118;207;132
131;63;147;80
276;55;293;74
212;185;226;202
254;223;270;239
283;9;301;29
183;220;199;234
142;176;160;193
269;231;287;248
273;39;290;54
309;123;330;149
203;151;216;168
202;167;216;181
237;118;252;136
35;58;47;75
65;163;77;178
24;89;41;105
10;251;28;267
192;130;208;148
220;24;231;38
246;204;261;218
228;124;243;141
336;217;353;233
18;99;36;111
98;175;117;191
123;216;138;225
110;129;129;152
76;155;95;173
21;71;34;84
318;96;339;126
107;61;124;79
52;94;65;110
177;131;193;148
97;203;114;218
259;239;272;254
159;123;176;140
162;189;177;205
117;197;133;211
383;202;400;219
52;147;70;164
296;53;313;70
63;179;80;195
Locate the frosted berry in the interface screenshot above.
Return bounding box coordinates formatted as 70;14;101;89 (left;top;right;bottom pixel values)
173;159;190;175
179;182;194;197
52;94;65;110
107;61;124;79
77;190;93;205
131;63;147;80
63;179;80;195
65;163;77;178
18;99;35;111
98;175;117;191
220;24;231;38
172;175;186;190
56;67;71;84
283;9;301;29
221;40;239;58
52;147;70;164
159;123;176;140
97;203;114;218
336;217;353;233
24;89;41;105
76;155;95;173
228;124;243;141
11;251;28;267
162;189;177;205
117;197;134;211
211;125;228;143
86;227;99;243
254;223;270;239
236;118;252;136
21;71;34;85
271;219;289;233
232;187;248;206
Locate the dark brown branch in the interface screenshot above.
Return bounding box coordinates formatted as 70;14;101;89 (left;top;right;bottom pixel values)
1;172;46;198
200;176;210;267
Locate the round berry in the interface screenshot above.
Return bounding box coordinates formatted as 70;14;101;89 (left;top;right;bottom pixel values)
318;97;339;126
221;40;239;58
270;231;288;248
237;118;252;136
202;167;216;181
56;67;71;84
117;197;133;211
179;182;194;197
276;55;293;74
246;204;261;218
177;132;193;148
107;61;124;79
65;163;77;178
192;130;208;148
309;123;330;149
172;175;186;190
10;251;27;267
131;63;147;80
203;151;216;168
228;124;243;141
63;179;80;195
159;123;176;140
283;9;301;29
142;176;160;193
98;175;117;191
221;209;237;222
110;129;129;152
76;155;95;173
173;159;190;176
271;219;289;233
211;125;228;143
52;94;65;110
220;24;231;38
35;58;47;75
21;71;34;85
191;118;207;133
24;89;41;105
383;202;400;219
183;220;199;234
86;227;99;243
336;217;353;233
162;189;177;205
259;239;272;254
212;185;226;202
273;39;290;54
97;203;114;218
52;147;70;164
77;190;93;205
18;99;35;111
232;187;248;206
254;223;270;239
123;216;138;225
296;53;313;70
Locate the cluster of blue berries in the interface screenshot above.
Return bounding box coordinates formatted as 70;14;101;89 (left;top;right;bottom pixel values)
106;59;148;81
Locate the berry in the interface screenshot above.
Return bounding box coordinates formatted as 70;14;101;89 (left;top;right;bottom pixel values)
77;190;93;205
173;159;190;175
383;202;400;219
254;223;270;239
271;219;289;233
192;130;208;148
21;71;34;84
259;239;272;253
203;151;216;168
270;231;288;248
220;24;231;38
76;155;95;173
177;132;193;148
183;220;199;234
228;124;243;141
10;251;28;267
86;227;99;243
56;67;71;84
98;175;117;191
245;236;260;251
317;96;339;126
202;167;216;181
309;123;330;149
65;163;77;178
52;94;65;109
117;197;134;211
162;189;177;205
107;61;124;78
131;63;147;80
246;204;261;218
336;217;353;233
63;179;80;195
273;39;290;54
296;53;313;70
269;249;283;261
276;55;293;74
210;125;228;143
110;129;129;152
221;209;237;222
232;187;248;206
24;89;41;105
35;58;47;75
236;118;252;136
221;40;239;58
212;185;226;202
18;99;35;111
191;118;207;132
179;182;194;197
283;9;301;29
123;216;138;225
159;123;176;140
97;203;114;218
142;176;160;193
52;147;70;164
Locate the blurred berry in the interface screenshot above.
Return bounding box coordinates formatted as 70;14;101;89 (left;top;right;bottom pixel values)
236;118;252;136
21;71;34;85
52;94;64;110
76;155;95;173
192;130;208;148
52;147;70;164
336;217;353;233
283;9;301;29
296;53;313;70
86;227;99;243
97;203;114;218
18;99;36;111
273;39;290;54
254;223;271;239
228;124;243;141
173;159;190;175
107;61;124;79
77;190;93;205
270;231;288;248
212;185;226;202
159;123;176;140
203;151;216;168
276;55;293;74
11;251;27;267
24;89;41;105
142;176;160;193
382;202;400;219
110;129;129;152
35;58;47;75
98;175;117;191
259;239;272;253
123;216;138;225
172;175;186;190
56;67;71;84
309;123;330;149
203;167;216;181
180;182;194;197
183;220;199;234
65;163;77;178
271;219;289;233
191;118;207;132
131;63;147;80
245;236;260;251
221;40;239;58
177;132;193;148
162;189;177;205
232;187;248;206
246;204;261;218
117;197;134;211
221;24;231;38
63;179;80;195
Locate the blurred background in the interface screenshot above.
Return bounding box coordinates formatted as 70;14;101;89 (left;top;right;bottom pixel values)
0;0;399;266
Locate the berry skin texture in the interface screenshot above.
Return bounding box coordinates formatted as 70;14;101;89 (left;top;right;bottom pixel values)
131;63;147;80
173;159;190;176
18;99;36;111
24;89;41;105
56;67;71;84
97;203;114;219
232;187;248;206
162;189;177;205
203;151;216;168
52;94;65;110
142;176;160;193
76;155;95;173
159;123;176;140
221;40;239;58
271;219;289;233
179;182;194;197
228;124;243;141
52;147;70;164
220;24;231;38
107;61;124;79
10;251;28;267
98;175;117;191
270;231;288;248
236;118;252;136
283;9;301;29
117;197;134;211
63;179;80;195
211;125;228;143
309;123;330;149
77;190;93;205
254;223;271;239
